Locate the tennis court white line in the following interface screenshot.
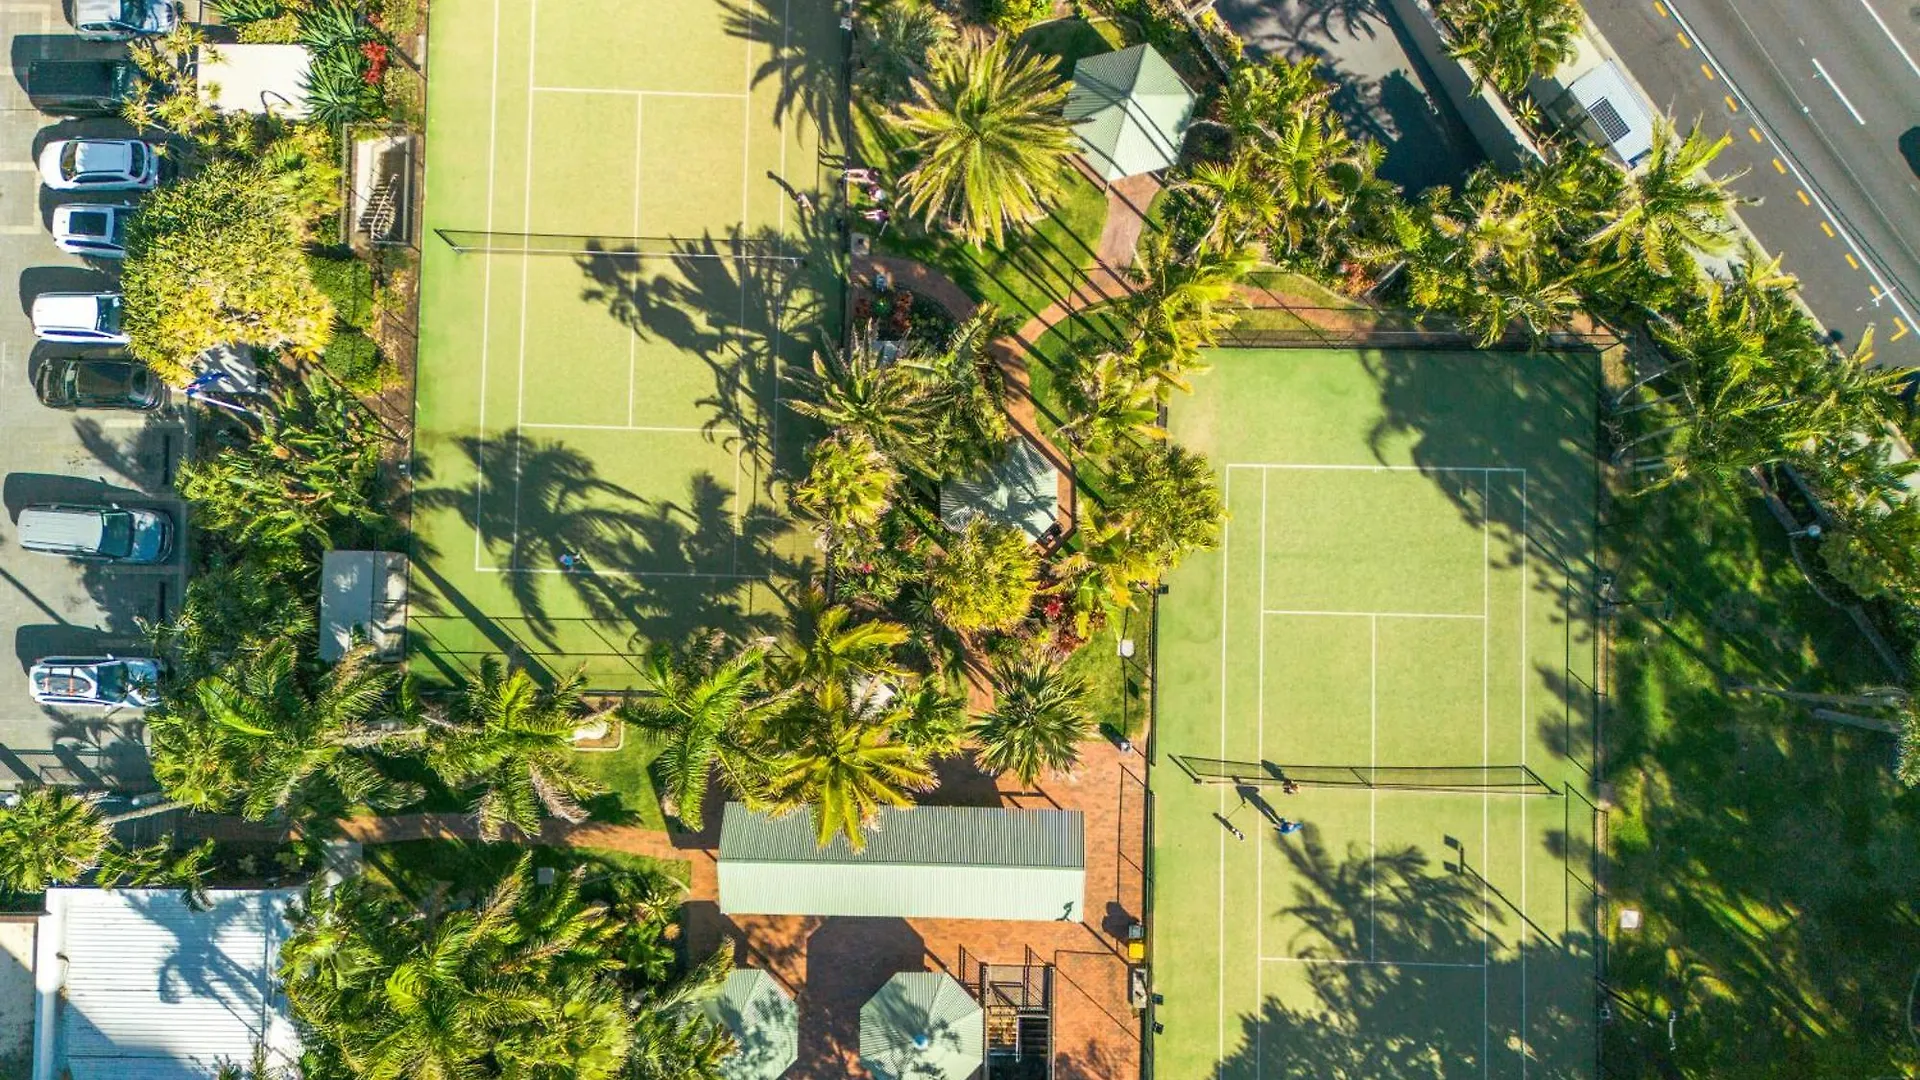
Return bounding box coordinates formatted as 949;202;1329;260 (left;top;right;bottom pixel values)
474;0;504;570
1216;468;1232;1069
508;0;540;566
532;86;749;99
519;421;740;435
474;566;764;580
1481;470;1491;1080
1369;613;1377;962
1260;956;1487;970
1520;473;1530;1080
1225;463;1525;473
628;94;644;427
1264;608;1484;620
1256;469;1268;1080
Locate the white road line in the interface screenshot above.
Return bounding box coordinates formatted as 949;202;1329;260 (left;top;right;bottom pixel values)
1264;609;1484;620
1259;956;1487;970
1216;468;1232;1068
1858;0;1920;82
531;86;749;98
1809;57;1866;125
1666;0;1918;329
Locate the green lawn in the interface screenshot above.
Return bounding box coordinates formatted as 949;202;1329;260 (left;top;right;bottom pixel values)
1066;607;1153;740
1152;347;1601;1080
578;734;669;831
1600;478;1920;1078
362;838;689;904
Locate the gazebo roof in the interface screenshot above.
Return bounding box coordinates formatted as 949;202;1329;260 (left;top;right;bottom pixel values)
702;969;797;1080
940;437;1061;542
859;972;984;1080
1064;44;1197;180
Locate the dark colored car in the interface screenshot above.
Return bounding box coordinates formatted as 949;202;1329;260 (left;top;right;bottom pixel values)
35;357;162;411
24;59;140;116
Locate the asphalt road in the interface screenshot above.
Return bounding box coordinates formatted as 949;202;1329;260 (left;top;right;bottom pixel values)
1585;0;1920;364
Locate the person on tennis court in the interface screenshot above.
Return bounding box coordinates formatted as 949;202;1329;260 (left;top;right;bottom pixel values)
1281;779;1300;795
1275;818;1304;836
843;167;875;184
559;552;581;573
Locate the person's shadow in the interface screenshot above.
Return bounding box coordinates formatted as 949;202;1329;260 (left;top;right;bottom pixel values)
1901;126;1920;179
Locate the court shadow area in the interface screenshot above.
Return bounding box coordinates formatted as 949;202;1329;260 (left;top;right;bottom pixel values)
717;0;848;148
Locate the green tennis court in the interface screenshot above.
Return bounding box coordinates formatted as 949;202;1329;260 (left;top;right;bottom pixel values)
406;0;843;685
1151;348;1603;1079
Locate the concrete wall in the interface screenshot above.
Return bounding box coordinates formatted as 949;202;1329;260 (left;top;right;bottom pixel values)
1382;0;1543;172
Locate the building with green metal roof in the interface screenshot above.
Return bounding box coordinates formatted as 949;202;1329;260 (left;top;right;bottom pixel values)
1064;44;1198;181
717;803;1086;921
939;436;1062;543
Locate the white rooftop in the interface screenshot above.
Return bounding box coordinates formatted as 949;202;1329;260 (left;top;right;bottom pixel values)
32;888;302;1080
195;44;311;119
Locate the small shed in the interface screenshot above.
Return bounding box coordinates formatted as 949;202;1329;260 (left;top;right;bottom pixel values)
940;437;1062;543
195;44;311;119
31;888;302;1080
320;550;408;662
717;803;1086;921
1547;61;1655;168
1064;44;1197;181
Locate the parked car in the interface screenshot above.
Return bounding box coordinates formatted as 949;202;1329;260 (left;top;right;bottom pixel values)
16;503;172;564
38;139;159;192
51;202;134;259
24;59;142;116
29;656;161;708
70;0;176;40
34;356;162;411
31;292;128;345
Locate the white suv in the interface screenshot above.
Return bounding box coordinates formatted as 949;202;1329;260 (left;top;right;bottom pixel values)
71;0;177;40
39;139;159;192
31;292;128;345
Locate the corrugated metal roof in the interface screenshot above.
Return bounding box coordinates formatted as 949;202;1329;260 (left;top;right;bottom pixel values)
720;803;1083;868
859;973;983;1080
939;437;1061;541
703;969;798;1080
1065;44;1197;180
39;888;301;1080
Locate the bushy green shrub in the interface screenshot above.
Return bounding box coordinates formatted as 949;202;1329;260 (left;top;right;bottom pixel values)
307;251;374;329
984;0;1053;34
320;328;395;395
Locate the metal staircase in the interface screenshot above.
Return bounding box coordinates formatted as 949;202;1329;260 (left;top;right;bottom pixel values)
980;950;1052;1080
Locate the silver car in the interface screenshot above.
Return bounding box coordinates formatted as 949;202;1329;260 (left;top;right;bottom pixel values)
39;139;159;192
51;203;134;259
71;0;177;40
29;656;161;708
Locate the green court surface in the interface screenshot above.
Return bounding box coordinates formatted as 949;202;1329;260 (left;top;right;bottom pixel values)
407;0;844;685
1151;349;1603;1080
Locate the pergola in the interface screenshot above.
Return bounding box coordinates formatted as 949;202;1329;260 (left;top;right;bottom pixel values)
1064;44;1198;181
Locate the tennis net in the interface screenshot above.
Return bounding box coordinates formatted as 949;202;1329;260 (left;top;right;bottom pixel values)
1170;755;1557;795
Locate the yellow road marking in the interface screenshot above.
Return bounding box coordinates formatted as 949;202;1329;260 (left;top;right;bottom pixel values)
1796;189;1811;205
1701;63;1716;80
1821;221;1836;238
1872;284;1883;298
1894;318;1911;342
1846;253;1861;269
1654;0;1668;15
1724;94;1739;112
1678;31;1693;48
1772;157;1787;173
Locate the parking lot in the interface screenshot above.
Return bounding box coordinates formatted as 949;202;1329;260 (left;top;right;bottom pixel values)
0;5;184;790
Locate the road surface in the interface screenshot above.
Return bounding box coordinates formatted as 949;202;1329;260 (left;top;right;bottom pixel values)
1585;0;1920;364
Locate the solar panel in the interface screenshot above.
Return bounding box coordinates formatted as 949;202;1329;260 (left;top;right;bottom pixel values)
1588;97;1631;144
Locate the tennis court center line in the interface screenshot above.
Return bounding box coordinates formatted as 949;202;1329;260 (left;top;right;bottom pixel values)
509;0;541;569
1215;467;1234;1067
473;0;505;571
1519;472;1531;1079
477;566;764;580
1263;609;1484;620
1256;468;1268;1080
1260;956;1486;970
1369;613;1377;962
1225;463;1524;473
519;421;741;435
532;86;749;99
628;94;644;427
1481;470;1491;1080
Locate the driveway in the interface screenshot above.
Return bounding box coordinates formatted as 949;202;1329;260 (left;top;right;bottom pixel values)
1213;0;1483;194
0;9;185;790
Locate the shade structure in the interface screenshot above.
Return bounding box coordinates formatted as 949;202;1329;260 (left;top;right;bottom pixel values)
939;437;1062;542
1064;44;1197;180
859;972;984;1080
704;970;798;1080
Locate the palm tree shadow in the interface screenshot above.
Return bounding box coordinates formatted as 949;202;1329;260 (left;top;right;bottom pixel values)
717;0;849;150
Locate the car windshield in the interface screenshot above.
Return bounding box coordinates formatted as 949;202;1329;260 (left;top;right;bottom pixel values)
94;663;127;700
68;210;109;237
97;296;122;333
117;0;140;23
98;511;133;558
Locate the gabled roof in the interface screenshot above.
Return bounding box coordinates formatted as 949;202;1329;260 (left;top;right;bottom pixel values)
1065;44;1197;180
718;804;1087;921
33;888;302;1080
939;437;1061;542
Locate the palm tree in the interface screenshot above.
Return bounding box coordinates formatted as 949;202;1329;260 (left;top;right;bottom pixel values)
1126;236;1251;393
620;634;775;831
773;586;910;689
972;656;1095;785
427;658;605;841
855;0;954;105
883;680;972;759
1589;119;1743;282
176;639;421;820
785;340;940;476
909;305;1012;476
790;431;900;542
625;950;735;1080
1057;346;1166;455
1265;113;1358;255
1207;56;1331;144
1176;153;1280;256
929;517;1042;635
768;686;935;850
891;31;1076;245
0;786;110;893
1441;0;1581;96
